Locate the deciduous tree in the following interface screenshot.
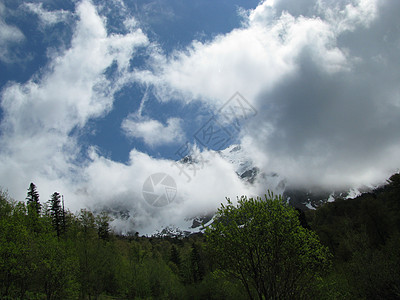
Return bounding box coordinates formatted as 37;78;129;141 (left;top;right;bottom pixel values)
206;192;331;299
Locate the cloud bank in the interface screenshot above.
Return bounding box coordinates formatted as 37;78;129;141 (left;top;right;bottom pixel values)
144;0;400;189
0;0;399;233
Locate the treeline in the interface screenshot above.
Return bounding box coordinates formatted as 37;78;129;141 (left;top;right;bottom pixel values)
0;183;244;299
305;173;400;299
0;175;400;299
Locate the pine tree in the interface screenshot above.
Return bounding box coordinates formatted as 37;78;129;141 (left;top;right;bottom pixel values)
48;192;62;237
61;195;66;234
26;182;41;215
190;243;204;283
170;245;181;267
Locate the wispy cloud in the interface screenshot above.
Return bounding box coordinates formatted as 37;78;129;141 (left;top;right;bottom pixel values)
21;3;71;28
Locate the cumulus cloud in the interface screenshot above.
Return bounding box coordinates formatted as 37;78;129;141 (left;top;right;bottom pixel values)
0;0;148;209
142;0;400;190
122;116;185;147
246;0;400;189
0;0;256;234
82;147;254;234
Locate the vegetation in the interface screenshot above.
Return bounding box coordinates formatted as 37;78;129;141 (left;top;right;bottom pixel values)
0;175;399;299
206;193;330;299
305;173;400;299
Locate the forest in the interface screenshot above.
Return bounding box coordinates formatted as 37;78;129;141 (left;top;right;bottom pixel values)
0;174;400;299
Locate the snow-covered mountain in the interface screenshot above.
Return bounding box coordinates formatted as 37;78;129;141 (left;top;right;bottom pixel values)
218;144;286;190
103;143;373;236
183;144;374;233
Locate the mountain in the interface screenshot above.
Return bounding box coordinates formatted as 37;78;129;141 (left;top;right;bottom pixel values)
184;144;376;233
218;144;286;190
101;143;375;236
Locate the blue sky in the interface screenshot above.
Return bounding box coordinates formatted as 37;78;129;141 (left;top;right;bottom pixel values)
1;0;400;233
0;0;260;163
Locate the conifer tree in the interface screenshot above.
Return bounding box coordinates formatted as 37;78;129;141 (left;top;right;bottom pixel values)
48;192;62;237
170;245;181;267
26;182;41;215
190;243;204;283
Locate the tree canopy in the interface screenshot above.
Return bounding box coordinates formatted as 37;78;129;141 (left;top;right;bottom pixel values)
1;174;400;299
205;192;331;300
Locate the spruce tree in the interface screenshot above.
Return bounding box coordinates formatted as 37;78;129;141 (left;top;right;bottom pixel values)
170;245;181;267
48;192;62;237
26;182;41;215
190;243;204;283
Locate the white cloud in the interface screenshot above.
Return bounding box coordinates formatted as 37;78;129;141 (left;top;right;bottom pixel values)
0;0;148;209
122;116;185;147
1;0;148;134
139;0;356;108
81;147;256;234
22;3;71;27
318;0;378;32
137;0;400;191
0;2;25;63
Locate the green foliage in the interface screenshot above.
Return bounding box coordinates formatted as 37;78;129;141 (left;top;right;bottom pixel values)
170;244;181;268
190;243;205;283
96;211;112;241
1;174;400;299
205;192;331;299
307;174;400;299
0;200;32;298
26;182;41;216
48;192;63;238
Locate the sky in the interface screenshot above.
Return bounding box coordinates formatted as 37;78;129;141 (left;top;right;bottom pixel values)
0;0;399;234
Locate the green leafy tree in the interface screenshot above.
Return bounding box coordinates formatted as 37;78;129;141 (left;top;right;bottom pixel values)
206;192;331;300
32;232;79;299
0;189;12;219
95;211;112;241
0;201;33;298
76;209;119;298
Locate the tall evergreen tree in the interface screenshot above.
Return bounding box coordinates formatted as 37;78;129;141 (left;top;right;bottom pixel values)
190;243;205;283
170;245;181;267
48;192;62;237
61;195;67;235
26;183;41;215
